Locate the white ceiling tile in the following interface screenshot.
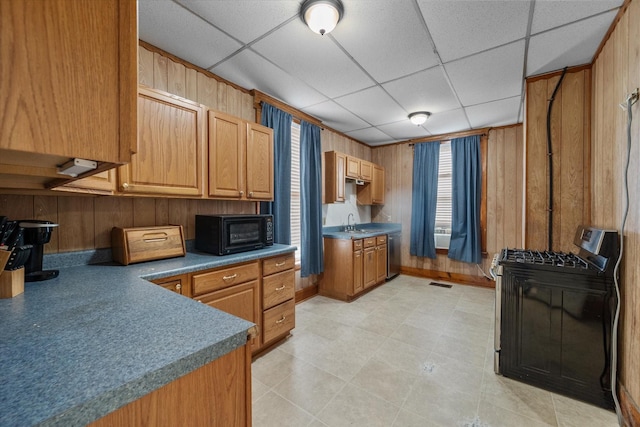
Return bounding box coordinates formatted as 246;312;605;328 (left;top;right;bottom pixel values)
531;0;622;34
527;10;617;76
211;50;327;109
331;0;439;82
252;20;375;98
383;66;460;114
423;109;470;136
176;0;299;44
345;127;396;145
138;0;241;70
418;0;530;63
377;120;433;141
445;40;525;106
335;86;409;126
302;101;370;133
465;96;521;128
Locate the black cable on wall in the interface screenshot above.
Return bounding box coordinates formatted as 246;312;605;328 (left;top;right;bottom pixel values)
546;66;568;251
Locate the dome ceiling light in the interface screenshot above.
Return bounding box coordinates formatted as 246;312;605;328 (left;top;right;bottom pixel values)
300;0;344;36
409;112;431;125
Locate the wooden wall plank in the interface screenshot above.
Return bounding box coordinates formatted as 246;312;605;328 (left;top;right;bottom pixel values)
167;60;186;98
486;130;498;254
152;52;168;92
495;129;506;252
57;197;94;251
185;68;198;102
138;46;154;86
503;127;517;248
515;126;524;248
196;72;218;108
94;198;134;248
133;198;156;227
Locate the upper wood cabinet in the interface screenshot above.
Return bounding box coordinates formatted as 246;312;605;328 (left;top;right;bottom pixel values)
207;111;274;201
0;0;137;188
346;157;372;182
118;87;205;197
357;164;385;205
323;151;346;203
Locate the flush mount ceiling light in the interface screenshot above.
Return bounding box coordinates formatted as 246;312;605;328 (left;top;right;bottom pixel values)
409;111;431;125
301;0;344;36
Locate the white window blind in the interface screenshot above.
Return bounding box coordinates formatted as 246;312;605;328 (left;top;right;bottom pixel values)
435;141;452;233
290;123;301;261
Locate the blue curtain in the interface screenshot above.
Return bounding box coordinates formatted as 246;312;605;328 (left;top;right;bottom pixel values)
410;142;440;258
448;135;482;263
300;120;323;277
259;102;292;244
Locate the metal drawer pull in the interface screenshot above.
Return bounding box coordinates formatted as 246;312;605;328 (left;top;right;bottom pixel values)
275;316;286;324
275;285;286;291
223;273;238;281
275;261;286;267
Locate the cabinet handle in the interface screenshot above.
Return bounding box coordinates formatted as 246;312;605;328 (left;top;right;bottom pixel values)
275;261;286;267
175;284;182;290
275;285;286;291
239;190;244;196
275;316;286;324
223;273;238;281
122;182;129;190
249;191;254;198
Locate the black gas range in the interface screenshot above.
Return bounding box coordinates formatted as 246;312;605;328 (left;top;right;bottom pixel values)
491;226;619;409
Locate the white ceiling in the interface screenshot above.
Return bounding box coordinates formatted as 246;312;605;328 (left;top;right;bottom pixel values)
138;0;622;146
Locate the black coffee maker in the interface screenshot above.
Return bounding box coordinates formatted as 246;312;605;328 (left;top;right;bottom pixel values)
20;220;59;282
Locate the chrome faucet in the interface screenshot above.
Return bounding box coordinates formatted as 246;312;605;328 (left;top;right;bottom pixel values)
346;213;355;231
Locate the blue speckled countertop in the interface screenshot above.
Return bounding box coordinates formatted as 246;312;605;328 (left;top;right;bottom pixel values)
323;222;402;239
0;244;295;427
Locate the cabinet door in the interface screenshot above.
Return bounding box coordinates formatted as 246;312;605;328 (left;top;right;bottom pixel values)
1;0;136;164
346;157;360;179
198;280;261;352
119;87;204;196
246;122;274;200
372;165;385;204
323;151;346;203
376;244;387;284
152;274;188;296
360;161;373;181
55;169;117;195
363;247;376;288
353;250;363;294
208;111;245;198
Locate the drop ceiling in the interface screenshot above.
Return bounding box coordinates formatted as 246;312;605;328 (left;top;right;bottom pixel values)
138;0;623;146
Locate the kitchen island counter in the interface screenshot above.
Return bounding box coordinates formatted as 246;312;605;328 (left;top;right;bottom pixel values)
0;244;295;427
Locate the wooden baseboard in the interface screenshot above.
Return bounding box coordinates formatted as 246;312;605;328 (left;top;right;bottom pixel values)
399;266;495;288
621;385;640;427
295;284;318;303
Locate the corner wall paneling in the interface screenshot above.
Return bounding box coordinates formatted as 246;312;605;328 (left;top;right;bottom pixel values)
591;0;640;421
369;126;524;284
525;68;592;253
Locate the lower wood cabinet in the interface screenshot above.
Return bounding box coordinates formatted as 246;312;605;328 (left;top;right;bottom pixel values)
88;343;251;427
151;252;296;355
320;235;387;301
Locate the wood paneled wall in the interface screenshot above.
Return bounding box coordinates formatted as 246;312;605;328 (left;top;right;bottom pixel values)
525;68;592;252
321;129;372;160
369;126;524;282
592;0;640;417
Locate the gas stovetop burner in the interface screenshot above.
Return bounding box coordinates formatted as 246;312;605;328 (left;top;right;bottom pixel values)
504;249;590;269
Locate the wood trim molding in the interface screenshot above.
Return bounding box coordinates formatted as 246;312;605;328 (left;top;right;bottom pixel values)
375;127;492;148
138;40;251;95
295;284;318;303
400;266;495;288
620;385;640;427
526;63;592;83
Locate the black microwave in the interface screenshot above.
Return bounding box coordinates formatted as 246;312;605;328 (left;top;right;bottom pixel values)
195;214;274;255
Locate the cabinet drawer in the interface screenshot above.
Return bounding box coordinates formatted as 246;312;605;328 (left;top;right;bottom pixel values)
363;237;376;248
263;299;295;344
192;261;259;296
152;275;187;296
353;239;363;251
263;270;295;310
376;235;387;245
263;253;295;276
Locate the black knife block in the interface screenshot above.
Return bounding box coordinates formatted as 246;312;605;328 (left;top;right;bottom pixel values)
21;220;59;282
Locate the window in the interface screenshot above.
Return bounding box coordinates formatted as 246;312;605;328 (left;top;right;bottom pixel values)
434;141;452;249
290;122;301;262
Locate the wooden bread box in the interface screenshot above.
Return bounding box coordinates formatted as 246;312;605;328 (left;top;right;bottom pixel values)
112;225;186;266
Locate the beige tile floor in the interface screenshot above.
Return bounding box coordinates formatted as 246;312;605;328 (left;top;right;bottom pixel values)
251;275;619;427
